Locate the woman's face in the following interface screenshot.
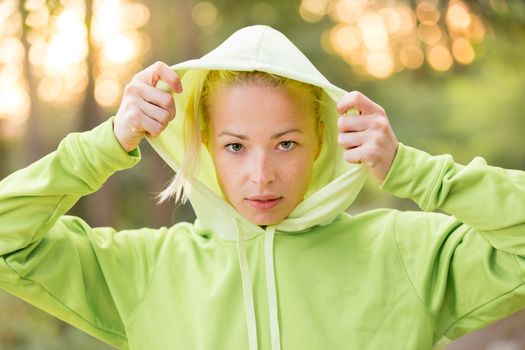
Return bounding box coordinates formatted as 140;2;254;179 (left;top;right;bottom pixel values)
207;84;321;226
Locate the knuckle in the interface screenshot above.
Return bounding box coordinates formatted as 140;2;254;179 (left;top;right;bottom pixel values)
160;109;171;123
127;112;139;126
130;104;142;116
378;122;388;132
166;94;175;108
343;150;355;163
337;93;353;111
124;82;139;95
149;127;160;137
351;90;363;102
370;119;386;131
130;106;144;120
370;121;381;130
160;94;173;109
338;91;363;114
368;145;382;160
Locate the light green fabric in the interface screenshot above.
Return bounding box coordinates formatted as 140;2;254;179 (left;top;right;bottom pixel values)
1;25;524;350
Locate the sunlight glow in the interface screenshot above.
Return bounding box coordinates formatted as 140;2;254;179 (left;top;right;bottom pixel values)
400;45;424;69
452;38;475;64
428;45;453;71
0;0;30;123
91;0;150;107
418;24;442;45
359;13;389;50
416;1;440;25
103;35;137;64
313;0;485;78
366;51;394;78
95;76;123;107
447;1;471;30
330;25;361;54
299;0;329;23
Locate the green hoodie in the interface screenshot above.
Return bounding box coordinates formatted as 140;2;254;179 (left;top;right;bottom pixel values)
0;25;524;350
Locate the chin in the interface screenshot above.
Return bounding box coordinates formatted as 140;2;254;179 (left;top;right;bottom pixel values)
244;211;285;226
234;200;294;226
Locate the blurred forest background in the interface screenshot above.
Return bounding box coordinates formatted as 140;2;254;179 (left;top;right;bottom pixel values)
1;0;525;349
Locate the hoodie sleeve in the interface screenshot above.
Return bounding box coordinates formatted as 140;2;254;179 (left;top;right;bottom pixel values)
379;142;525;342
0;118;145;349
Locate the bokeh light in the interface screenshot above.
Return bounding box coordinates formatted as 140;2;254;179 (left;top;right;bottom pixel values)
399;45;424;69
299;0;330;23
428;45;453;71
315;0;486;78
0;0;150;138
452;38;475;64
192;2;218;27
91;0;151;107
0;0;30;141
95;76;123;107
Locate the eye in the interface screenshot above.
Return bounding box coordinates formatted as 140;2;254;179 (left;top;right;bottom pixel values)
278;141;296;151
226;143;243;153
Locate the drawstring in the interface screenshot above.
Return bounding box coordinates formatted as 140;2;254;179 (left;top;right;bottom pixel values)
265;225;281;350
234;220;282;350
234;219;258;350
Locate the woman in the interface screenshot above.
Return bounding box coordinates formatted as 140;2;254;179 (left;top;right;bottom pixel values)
0;25;524;350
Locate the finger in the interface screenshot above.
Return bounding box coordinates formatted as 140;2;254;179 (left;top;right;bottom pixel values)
139;99;173;126
336;91;385;116
337;130;368;150
134;61;182;93
342;145;366;164
136;82;175;118
337;114;384;133
139;113;165;138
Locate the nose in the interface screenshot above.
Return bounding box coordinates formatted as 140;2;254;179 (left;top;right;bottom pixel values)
250;150;275;186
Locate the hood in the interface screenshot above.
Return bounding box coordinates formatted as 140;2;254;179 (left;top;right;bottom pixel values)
147;25;367;350
148;24;367;239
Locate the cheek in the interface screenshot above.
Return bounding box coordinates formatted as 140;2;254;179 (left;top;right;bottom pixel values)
281;154;315;189
212;153;242;195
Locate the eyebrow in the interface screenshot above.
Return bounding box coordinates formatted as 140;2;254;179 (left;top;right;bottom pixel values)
218;128;303;140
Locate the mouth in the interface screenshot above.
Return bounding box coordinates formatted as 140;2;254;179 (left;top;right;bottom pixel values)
245;195;283;210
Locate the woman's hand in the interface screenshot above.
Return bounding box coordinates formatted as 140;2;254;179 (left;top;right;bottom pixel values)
336;91;398;185
114;61;183;152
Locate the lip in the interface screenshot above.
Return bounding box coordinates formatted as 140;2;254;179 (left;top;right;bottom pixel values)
245;195;283;209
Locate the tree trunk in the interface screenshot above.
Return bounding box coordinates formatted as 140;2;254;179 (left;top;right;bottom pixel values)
19;2;46;165
70;0;116;227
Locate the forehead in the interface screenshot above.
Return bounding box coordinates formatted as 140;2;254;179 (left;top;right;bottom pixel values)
208;84;313;130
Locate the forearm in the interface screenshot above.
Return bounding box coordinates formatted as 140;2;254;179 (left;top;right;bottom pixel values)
381;143;525;253
0;118;141;256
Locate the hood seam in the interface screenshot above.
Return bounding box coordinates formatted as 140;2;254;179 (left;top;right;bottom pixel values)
254;25;268;68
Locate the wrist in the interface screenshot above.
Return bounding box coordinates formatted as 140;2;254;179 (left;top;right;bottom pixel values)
112;119;138;153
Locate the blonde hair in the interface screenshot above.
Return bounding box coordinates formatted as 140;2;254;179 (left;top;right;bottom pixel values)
157;70;324;205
